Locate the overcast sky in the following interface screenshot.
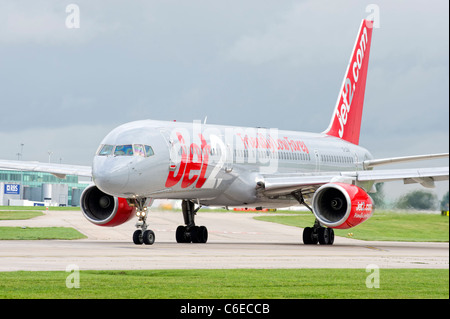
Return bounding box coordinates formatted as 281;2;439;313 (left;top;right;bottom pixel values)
0;0;448;200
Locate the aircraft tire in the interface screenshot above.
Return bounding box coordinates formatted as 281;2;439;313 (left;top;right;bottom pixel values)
302;227;315;245
198;226;208;243
327;228;335;245
318;227;330;245
133;230;143;245
191;226;200;243
191;226;208;243
143;230;155;245
176;225;189;243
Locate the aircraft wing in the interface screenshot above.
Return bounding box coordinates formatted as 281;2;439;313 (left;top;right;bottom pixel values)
0;160;92;179
260;166;449;197
363;153;449;169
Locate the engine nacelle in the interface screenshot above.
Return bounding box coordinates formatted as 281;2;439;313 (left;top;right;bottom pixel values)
80;184;136;227
312;182;373;229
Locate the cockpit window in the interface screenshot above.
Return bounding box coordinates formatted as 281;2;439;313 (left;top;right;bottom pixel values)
145;145;154;157
133;144;146;157
98;144;114;156
97;144;154;157
114;145;134;156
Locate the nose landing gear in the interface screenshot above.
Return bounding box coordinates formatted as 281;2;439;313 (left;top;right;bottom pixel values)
129;198;155;245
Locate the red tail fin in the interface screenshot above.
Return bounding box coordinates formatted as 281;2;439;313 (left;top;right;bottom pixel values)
324;20;374;145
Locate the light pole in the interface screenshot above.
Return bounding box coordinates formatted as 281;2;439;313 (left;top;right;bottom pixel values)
19;143;24;200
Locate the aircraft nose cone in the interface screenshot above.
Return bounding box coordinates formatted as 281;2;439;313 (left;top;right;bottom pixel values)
93;158;130;196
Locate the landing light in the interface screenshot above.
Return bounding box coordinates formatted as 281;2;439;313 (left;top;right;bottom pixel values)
136;211;146;218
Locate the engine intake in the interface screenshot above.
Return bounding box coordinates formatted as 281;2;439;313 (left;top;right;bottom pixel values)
80;184;135;227
312;182;373;229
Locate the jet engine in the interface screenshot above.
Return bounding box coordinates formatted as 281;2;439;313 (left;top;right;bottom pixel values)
312;182;373;229
80;184;136;226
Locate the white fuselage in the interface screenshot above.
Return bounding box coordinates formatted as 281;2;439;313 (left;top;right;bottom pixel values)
92;120;373;208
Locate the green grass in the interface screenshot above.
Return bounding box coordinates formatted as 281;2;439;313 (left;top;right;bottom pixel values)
0;208;85;240
0;227;86;240
0;268;447;299
255;211;449;242
0;211;44;220
0;206;80;211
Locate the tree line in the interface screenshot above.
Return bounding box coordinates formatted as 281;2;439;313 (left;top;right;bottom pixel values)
371;183;449;211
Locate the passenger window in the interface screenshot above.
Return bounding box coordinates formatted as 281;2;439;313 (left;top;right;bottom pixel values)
145;145;155;157
98;144;114;156
114;145;134;156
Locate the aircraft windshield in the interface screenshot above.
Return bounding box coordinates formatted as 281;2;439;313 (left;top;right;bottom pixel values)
114;145;134;156
132;144;154;157
98;144;114;156
145;145;154;157
97;144;155;157
133;144;146;157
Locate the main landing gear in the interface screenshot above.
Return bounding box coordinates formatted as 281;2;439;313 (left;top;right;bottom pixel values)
130;198;155;245
291;191;335;245
302;220;335;245
176;200;208;243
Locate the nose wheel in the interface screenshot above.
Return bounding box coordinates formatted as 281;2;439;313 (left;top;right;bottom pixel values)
129;198;155;245
133;229;155;245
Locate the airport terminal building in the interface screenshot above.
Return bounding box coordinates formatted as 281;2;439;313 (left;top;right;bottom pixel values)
0;169;90;207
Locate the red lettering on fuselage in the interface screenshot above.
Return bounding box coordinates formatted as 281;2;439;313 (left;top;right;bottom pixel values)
237;133;309;154
165;133;210;189
165;133;187;188
195;134;210;188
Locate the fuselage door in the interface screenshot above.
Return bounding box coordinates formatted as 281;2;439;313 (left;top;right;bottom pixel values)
159;129;177;170
354;152;359;171
225;143;233;173
314;149;321;172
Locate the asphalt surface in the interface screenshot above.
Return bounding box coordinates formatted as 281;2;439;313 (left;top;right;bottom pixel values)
0;210;448;271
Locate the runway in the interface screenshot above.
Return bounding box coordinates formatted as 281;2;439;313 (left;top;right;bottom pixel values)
0;210;448;271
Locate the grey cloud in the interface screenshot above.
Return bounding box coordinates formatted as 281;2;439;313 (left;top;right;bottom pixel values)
0;0;447;173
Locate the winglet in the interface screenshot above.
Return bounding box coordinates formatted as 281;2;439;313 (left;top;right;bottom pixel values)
323;19;374;145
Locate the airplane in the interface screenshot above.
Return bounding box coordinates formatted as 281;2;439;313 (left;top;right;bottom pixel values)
1;19;448;246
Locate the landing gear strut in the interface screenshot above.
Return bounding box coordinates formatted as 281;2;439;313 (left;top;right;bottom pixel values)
129;198;155;245
176;200;208;243
291;191;335;245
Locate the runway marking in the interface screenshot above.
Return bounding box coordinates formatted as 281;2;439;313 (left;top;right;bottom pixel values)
364;245;388;252
153;229;262;235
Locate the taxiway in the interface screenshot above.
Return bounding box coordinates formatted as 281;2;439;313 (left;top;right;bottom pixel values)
0;210;448;271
